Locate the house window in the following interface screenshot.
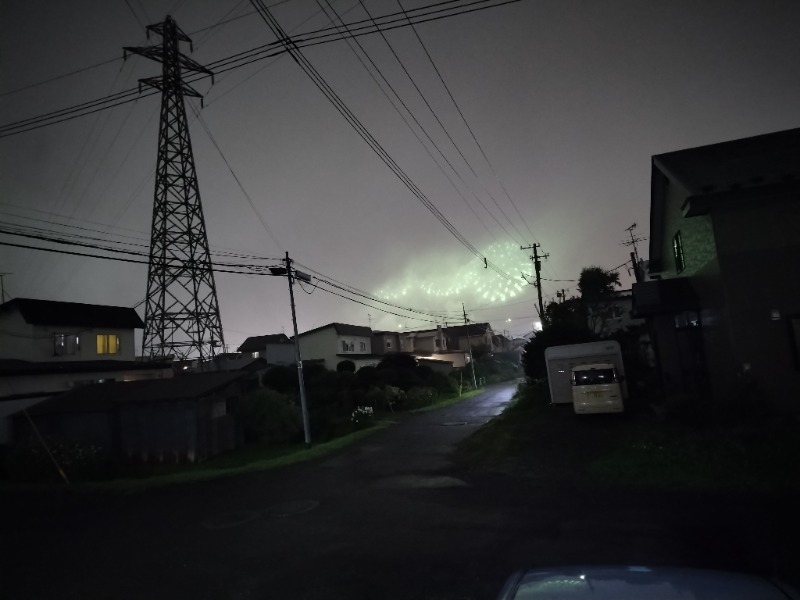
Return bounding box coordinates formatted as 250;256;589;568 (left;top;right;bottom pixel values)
341;340;354;352
672;231;686;273
54;333;80;356
386;341;392;348
359;341;367;352
97;334;120;355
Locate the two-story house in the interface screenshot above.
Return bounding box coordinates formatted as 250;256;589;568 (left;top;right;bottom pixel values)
296;323;377;371
585;289;645;337
0;298;172;443
443;323;497;353
0;297;144;363
632;128;800;413
237;333;295;365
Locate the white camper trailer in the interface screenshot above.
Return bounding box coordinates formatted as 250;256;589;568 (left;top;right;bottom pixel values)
544;341;627;409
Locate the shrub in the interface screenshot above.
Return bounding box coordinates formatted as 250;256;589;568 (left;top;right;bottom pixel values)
336;360;356;373
241;388;302;443
261;365;298;393
356;365;380;387
365;386;387;410
5;438;108;482
385;385;406;410
351;405;375;430
406;387;438;409
426;371;459;395
377;353;418;371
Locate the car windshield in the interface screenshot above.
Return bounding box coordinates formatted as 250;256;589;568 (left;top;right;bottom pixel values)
573;368;616;385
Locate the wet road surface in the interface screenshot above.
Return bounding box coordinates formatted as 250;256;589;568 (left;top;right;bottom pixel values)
1;381;796;599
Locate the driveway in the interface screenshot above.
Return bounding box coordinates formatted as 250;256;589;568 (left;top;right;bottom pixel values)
1;381;796;599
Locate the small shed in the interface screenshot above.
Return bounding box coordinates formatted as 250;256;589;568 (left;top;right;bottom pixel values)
12;371;250;464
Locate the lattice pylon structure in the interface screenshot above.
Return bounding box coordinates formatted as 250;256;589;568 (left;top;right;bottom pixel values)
125;16;224;361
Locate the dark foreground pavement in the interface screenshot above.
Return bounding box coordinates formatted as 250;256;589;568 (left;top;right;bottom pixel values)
1;382;798;599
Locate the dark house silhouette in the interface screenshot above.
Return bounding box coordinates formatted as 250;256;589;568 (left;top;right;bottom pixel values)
633;128;800;412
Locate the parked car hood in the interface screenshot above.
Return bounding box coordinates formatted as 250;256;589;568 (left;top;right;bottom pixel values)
496;565;799;599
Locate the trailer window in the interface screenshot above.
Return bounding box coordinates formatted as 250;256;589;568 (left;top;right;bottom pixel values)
573;369;616;385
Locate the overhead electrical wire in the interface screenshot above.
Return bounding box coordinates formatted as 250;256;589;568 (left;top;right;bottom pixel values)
250;0;515;281
0;0;523;138
313;0;501;244
396;0;536;243
0;225;456;323
358;0;524;245
191;106;284;251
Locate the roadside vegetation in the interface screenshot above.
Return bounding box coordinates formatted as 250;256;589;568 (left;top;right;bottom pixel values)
457;379;800;495
3;352;518;489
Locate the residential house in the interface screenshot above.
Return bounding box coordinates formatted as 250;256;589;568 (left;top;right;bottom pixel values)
400;326;448;355
0;297;143;363
296;323;377;371
372;330;401;356
443;323;498;353
237;333;295;365
0;298;172;443
12;371;249;465
585;289;645;336
374;327;465;369
632;128;800;412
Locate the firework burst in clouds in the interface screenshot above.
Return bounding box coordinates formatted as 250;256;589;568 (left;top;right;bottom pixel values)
375;241;531;323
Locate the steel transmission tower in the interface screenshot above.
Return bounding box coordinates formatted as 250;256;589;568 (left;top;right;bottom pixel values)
125;17;224;361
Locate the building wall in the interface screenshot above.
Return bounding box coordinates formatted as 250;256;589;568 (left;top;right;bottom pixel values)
657;180;719;280
264;343;295;365
298;327;338;369
372;333;400;356
656;177;734;402
0;310;137;362
712;200;800;410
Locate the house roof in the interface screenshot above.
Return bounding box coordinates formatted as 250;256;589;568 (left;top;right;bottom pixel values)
0;298;144;329
653;127;800;197
0;358;172;377
297;322;372;338
237;334;291;352
649;128;800;274
443;323;492;338
23;371;249;415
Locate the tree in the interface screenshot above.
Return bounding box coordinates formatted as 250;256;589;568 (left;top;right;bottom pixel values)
336;359;356;373
578;266;620;301
578;266;621;336
522;317;595;380
377;353;417;371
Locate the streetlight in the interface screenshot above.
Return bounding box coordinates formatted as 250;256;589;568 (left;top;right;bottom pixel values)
269;252;312;448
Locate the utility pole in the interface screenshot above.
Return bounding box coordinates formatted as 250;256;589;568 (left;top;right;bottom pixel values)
621;223;647;283
270;253;312;448
521;244;548;326
462;303;478;390
0;273;10;303
125;17;224;363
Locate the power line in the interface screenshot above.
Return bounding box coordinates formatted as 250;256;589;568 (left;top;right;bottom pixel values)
397;0;537;242
191;107;283;252
0;0;523;138
314;0;501;244
357;0;523;244
251;0;515;281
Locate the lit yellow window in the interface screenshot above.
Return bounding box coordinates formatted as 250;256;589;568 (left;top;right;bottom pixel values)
97;334;120;354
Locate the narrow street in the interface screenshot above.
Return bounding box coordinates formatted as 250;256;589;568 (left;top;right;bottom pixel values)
1;382;795;599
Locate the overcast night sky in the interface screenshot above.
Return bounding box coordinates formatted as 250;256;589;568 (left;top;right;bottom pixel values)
1;0;799;352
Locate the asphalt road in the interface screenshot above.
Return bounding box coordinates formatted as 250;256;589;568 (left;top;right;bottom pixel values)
1;381;797;599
